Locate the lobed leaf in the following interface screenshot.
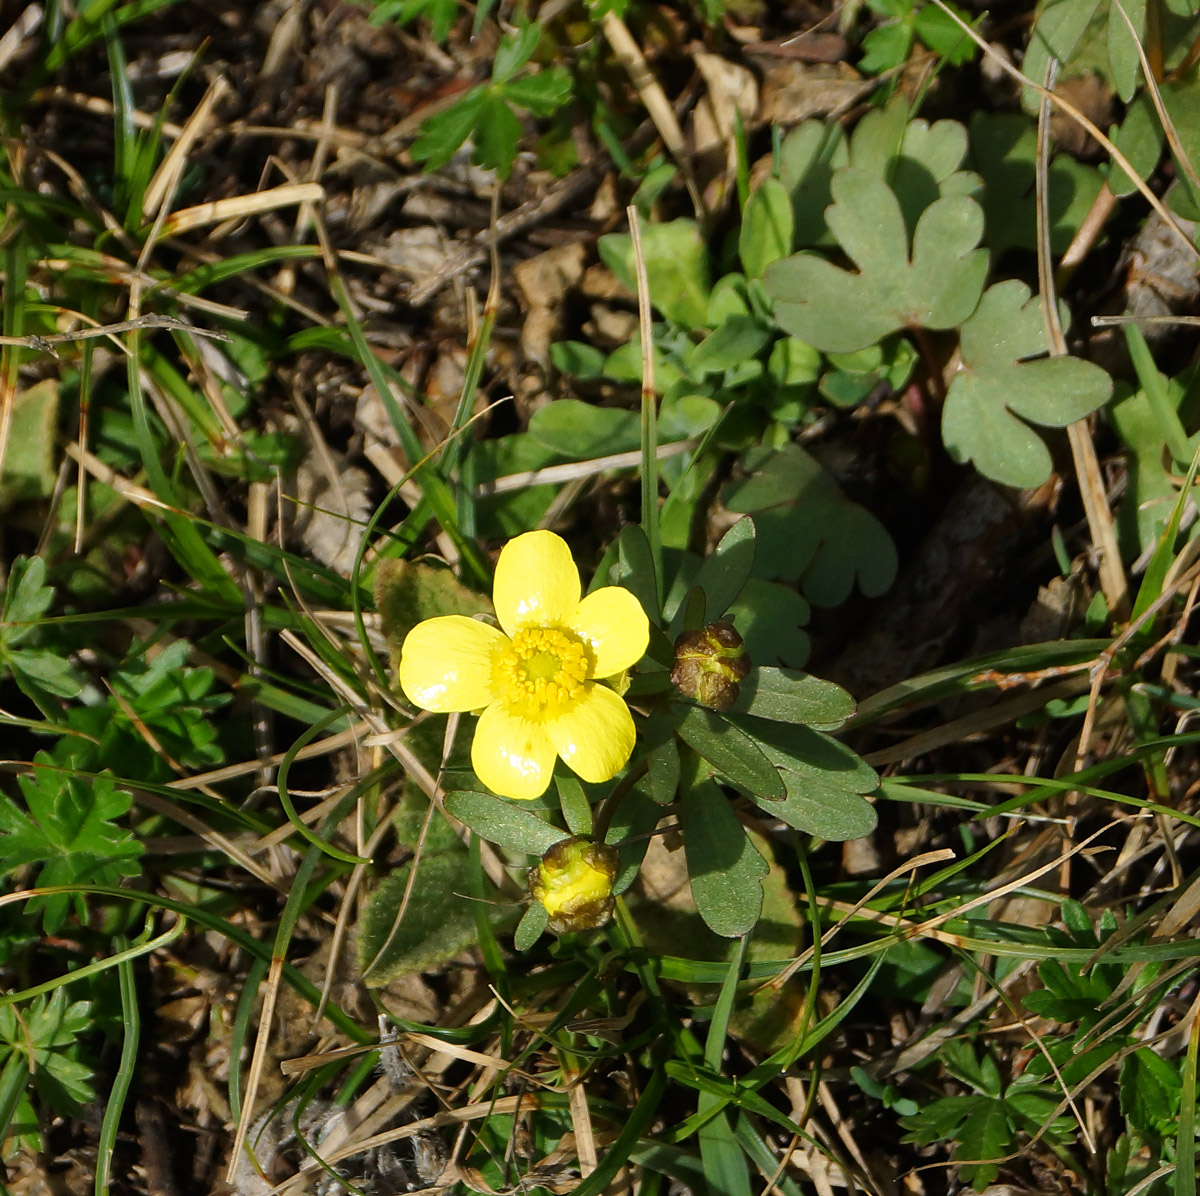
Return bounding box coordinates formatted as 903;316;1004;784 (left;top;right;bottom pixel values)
766;168;987;353
942;281;1113;488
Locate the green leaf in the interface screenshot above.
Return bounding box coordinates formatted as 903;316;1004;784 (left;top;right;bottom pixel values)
820;337;917;408
765;168;988;353
360;848;503;983
551;340;607;378
8;649;81;699
969;112;1104;252
410;87;488;172
555;773;594;836
0;991;95;1115
730;667;854;726
0;379;58;509
674;706;786;801
841;100;980;237
727;579;811;668
502;67;573;115
767;336;821;387
514;900;549;950
2;555;57;650
444;790;567;855
1109;93;1163;198
606;783;662;894
692;517;756;623
374;559;492;668
528;399;639;457
770;772;878;840
599;220;711;328
0;763;143;933
942;281;1113;488
859;20;914;73
1163;72;1200;217
730;715;878;791
644;720;681;803
739;177;795;279
492;24;540;83
473;94;523;178
690;316;773;376
1111;376;1196;558
1107;0;1147;99
1022;0;1105;112
372;0;459;41
616;522;661;618
723;444;897;606
1121;1048;1181;1139
779;120;848;247
914;3;978;61
707;273;752;324
952;1099;1010;1188
681;775;767;937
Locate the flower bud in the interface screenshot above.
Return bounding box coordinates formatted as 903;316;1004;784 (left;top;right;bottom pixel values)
530;836;620;935
670;620;752;711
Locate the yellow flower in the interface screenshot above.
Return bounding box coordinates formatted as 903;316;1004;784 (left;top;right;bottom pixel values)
398;530;650;800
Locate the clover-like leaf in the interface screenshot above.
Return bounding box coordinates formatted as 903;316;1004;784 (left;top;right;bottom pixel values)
941;281;1113;488
765;167;988;353
723;444;897;606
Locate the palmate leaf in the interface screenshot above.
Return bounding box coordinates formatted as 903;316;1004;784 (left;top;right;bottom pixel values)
765;167;988;354
941;281;1113;488
0;761;143;932
723;444;897;606
0;990;96;1114
1;555;57;651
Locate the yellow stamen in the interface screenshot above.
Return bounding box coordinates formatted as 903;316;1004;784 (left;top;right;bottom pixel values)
493;627;591;719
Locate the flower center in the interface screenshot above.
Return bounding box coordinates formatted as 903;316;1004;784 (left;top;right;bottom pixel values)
493;627;591;718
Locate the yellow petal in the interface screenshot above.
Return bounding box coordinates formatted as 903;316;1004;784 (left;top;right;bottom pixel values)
493;530;581;637
471;703;557;799
398;616;505;713
547;683;635;784
569;586;650;678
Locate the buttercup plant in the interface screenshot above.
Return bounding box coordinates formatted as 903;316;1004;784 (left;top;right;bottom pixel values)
375;517;880;945
399;530;649;799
